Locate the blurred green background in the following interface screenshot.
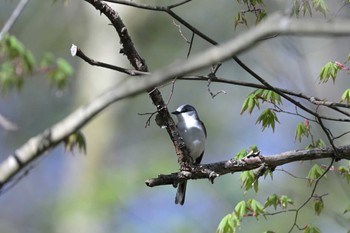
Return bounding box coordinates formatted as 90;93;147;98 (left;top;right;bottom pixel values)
0;0;349;232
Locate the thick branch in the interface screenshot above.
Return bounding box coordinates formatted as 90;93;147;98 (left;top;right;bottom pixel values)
145;145;350;187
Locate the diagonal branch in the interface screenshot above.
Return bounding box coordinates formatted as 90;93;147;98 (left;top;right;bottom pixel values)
0;0;29;41
85;0;192;167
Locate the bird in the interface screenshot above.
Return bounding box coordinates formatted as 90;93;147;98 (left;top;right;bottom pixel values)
171;104;207;205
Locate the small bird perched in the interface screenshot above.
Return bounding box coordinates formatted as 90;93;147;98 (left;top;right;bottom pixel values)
171;104;207;205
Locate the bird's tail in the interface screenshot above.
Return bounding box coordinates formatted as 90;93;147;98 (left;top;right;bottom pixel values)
175;181;187;205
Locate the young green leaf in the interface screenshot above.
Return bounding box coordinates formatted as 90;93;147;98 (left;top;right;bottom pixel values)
240;93;260;114
314;139;326;149
312;0;328;17
303;224;321;233
234;12;248;30
319;61;340;83
265;194;278;209
340;89;350;104
64;131;87;154
240;171;256;192
338;162;350;184
295;121;310;142
234;148;248;160
256;108;280;132
234;200;247;218
216;214;237;233
343;204;350;214
313;197;324;216
306;164;326;186
247;199;265;218
280;195;294;208
255;10;267;24
301;0;312;16
264;194;293;209
47;58;73;90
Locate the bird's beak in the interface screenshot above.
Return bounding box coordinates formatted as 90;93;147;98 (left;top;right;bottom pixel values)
171;110;179;115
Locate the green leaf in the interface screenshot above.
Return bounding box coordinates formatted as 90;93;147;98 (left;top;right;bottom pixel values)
57;58;73;76
306;164;325;186
265;194;293;209
295;121;310;142
40;52;55;68
343;204;350;214
240;171;256;192
319;61;340;84
255;10;267;24
314;139;326;148
312;0;328;17
280;195;294;208
64;131;87;154
313;197;324;216
293;0;300;17
47;58;73;90
247;199;265;218
256;108;280;132
303;224;321;233
241;89;281;115
0;61;23;93
301;0;312;16
216;214;237;233
234;148;248;160
241;92;260;114
265;194;278;209
338;163;350;184
340;89;350;104
234;200;247;218
234;12;248;30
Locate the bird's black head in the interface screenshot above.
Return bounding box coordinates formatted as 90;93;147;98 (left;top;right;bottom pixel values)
171;104;196;115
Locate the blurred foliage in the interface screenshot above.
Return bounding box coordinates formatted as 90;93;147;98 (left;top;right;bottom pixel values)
338;161;350;184
234;0;266;29
0;34;73;93
234;0;329;30
293;0;328;17
0;34;35;92
64;131;87;154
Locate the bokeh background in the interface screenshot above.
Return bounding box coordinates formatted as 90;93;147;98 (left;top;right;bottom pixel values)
0;0;350;232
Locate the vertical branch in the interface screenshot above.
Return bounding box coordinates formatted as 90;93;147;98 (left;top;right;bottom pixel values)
84;0;189;166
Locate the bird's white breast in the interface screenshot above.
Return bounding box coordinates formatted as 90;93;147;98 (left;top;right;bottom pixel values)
177;117;206;160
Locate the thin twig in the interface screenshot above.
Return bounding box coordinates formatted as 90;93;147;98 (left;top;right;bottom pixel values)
0;0;29;41
71;44;149;75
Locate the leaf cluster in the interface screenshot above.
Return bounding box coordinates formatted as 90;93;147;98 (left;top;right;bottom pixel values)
241;89;282;131
0;34;35;92
293;0;328;17
234;0;266;29
0;34;73;93
217;194;293;233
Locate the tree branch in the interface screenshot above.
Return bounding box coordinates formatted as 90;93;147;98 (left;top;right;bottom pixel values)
180;75;350;118
0;0;28;41
145;145;350;187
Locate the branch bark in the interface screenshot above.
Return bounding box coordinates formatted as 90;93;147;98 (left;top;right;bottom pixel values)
1;10;350;189
145;145;350;187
